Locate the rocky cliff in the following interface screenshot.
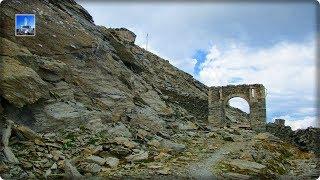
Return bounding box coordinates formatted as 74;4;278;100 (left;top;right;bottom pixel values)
267;121;320;154
0;0;208;134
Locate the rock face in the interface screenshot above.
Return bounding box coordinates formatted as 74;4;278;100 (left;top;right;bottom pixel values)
266;120;320;154
0;0;208;132
0;57;49;108
111;28;137;44
293;128;320;154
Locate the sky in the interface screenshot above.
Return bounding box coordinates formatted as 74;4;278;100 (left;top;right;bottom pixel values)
15;14;35;28
78;1;318;130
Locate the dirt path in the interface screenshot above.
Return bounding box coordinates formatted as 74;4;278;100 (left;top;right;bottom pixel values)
186;142;245;180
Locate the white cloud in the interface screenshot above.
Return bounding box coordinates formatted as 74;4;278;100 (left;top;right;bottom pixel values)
198;40;316;91
198;40;316;126
228;97;250;113
171;58;197;75
273;115;318;130
79;2;316;78
297;107;317;115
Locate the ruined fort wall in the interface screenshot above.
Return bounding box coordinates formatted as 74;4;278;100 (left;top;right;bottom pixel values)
208;84;266;132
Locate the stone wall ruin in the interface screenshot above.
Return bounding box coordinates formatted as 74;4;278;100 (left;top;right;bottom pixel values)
208;84;266;132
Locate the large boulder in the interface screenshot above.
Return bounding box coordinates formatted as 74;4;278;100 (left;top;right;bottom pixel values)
160;139;186;154
0;57;48;107
111;28;136;44
227;159;267;174
85;155;106;166
105;157;119;168
125;150;149;162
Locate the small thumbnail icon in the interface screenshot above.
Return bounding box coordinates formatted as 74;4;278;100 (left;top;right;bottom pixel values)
15;14;36;36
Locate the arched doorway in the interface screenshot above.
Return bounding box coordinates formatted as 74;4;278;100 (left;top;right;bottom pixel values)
208;84;266;132
225;97;250;127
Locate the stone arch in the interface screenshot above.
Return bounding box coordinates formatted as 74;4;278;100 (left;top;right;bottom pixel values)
208;84;266;132
223;93;250;107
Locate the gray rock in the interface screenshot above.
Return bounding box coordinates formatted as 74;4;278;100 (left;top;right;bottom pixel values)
125;151;149;162
51;150;63;161
220;131;235;142
50;163;57;170
37;58;67;82
110;146;131;156
178;121;197;131
0;37;32;56
112;28;137;44
147;139;161;147
44;102;88;120
50;81;74;100
114;137;137;149
82;163;102;173
107;122;132;138
254;132;280;141
3;146;19;163
85;155;106;166
157;167;171;175
227;159;266;173
44;169;52;179
13;123;42;140
206;132;218;138
1;120;17;163
0;57;48;108
160;139;186;154
105;157;119;168
2;120;13;146
64;160;82;178
86;117;108;133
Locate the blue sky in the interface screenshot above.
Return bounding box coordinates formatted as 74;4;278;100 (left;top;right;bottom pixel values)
78;1;318;130
16;14;35;28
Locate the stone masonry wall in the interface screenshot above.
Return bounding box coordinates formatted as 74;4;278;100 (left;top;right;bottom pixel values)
208;84;266;132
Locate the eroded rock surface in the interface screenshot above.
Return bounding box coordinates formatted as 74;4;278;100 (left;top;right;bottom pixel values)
0;57;48;108
0;0;208;133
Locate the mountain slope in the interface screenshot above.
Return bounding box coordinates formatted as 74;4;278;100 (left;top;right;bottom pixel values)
0;0;208;133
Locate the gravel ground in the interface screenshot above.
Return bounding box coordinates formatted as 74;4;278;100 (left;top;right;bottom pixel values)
187;142;245;180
